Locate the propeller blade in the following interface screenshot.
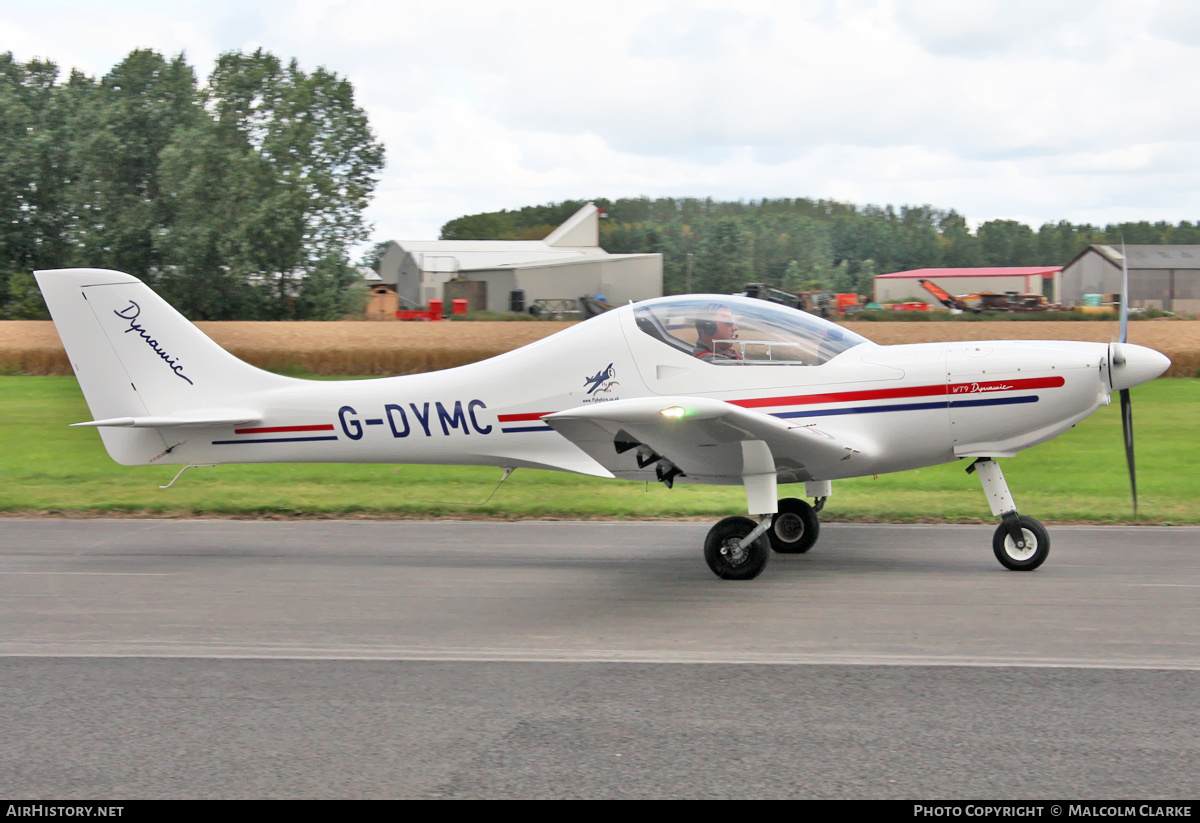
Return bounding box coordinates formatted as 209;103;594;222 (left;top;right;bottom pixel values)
1119;247;1139;516
1120;387;1137;516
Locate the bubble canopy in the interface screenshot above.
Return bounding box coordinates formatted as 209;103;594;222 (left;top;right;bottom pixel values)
632;295;870;366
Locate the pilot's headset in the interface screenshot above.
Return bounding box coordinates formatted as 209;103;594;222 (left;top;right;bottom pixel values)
695;304;735;338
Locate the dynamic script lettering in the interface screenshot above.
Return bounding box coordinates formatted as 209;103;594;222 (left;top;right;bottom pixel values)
951;382;1014;394
113;300;194;385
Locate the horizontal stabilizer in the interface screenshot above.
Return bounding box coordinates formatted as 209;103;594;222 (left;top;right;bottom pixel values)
71;410;262;429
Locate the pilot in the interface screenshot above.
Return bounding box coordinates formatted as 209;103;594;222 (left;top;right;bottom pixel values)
694;305;744;362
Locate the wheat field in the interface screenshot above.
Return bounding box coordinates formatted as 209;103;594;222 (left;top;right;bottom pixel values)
0;319;576;376
2;318;1196;377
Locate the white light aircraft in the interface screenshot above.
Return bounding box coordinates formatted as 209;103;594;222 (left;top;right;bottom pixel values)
36;268;1170;580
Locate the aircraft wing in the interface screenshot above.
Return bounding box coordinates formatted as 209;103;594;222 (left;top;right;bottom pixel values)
544;396;874;483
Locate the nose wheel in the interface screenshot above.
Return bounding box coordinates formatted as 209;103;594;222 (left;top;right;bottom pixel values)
993;515;1050;570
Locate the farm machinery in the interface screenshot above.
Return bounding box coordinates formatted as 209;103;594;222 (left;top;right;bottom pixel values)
918;278;1057;313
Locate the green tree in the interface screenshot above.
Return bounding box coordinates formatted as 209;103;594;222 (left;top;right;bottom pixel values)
359;241;392;272
1166;221;1200;244
158;49;384;319
828;260;855;293
659;223;700;294
440;200;590;240
294;254;365;320
440;211;517;240
1103;221;1169;245
4;270;50;319
782;260;804;292
0;54;87;274
155;122;268;318
831;212;900;275
855;258;879;300
978;219;1037;266
695;218;753;293
787;216;835;288
893;205;944;270
939;210;982;267
69;50;200;283
1036;220;1094;265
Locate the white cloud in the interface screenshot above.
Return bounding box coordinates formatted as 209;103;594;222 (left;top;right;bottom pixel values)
3;0;1200;244
891;0;1104;58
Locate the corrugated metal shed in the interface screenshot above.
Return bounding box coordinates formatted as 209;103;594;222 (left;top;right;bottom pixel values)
1088;244;1200;269
1059;245;1200;312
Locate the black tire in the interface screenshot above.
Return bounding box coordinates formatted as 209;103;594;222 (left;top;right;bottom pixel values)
769;497;820;554
992;516;1050;571
704;516;771;580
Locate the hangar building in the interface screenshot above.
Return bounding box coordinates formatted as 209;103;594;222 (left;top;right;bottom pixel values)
375;203;662;313
874;267;1061;304
1058;245;1200;312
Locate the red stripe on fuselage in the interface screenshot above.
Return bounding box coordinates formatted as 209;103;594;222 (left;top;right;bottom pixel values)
497;412;552;422
234;424;336;434
491;377;1065;423
730;376;1065;409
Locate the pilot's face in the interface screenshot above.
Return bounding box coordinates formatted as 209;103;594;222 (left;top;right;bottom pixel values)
713;309;737;350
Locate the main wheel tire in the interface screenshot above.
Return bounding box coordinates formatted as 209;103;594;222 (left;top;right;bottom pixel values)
704;516;771;580
992;516;1050;571
769;497;820;554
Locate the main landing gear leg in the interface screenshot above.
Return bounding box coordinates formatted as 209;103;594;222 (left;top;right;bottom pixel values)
967;457;1050;571
703;441;776;580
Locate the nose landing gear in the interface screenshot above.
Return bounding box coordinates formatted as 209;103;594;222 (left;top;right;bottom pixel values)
968;457;1050;571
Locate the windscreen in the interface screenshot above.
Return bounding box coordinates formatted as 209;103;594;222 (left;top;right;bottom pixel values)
632;296;868;366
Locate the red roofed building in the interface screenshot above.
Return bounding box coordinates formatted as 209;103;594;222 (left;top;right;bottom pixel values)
874;267;1061;304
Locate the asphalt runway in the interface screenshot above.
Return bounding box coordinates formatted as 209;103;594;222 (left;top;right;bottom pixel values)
1;519;1197;799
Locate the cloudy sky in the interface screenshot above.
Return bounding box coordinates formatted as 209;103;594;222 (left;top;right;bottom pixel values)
4;0;1200;245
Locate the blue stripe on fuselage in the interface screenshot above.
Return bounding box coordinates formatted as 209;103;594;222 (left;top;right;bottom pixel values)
212;435;341;445
773;395;1038;420
496;396;1042;433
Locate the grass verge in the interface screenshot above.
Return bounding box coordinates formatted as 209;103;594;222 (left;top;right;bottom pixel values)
1;376;1196;523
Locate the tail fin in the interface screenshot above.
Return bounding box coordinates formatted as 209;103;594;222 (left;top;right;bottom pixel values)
35;269;296;465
